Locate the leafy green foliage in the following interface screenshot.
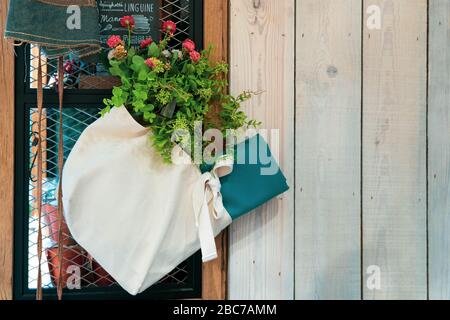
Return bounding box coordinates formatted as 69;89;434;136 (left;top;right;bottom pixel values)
102;34;259;163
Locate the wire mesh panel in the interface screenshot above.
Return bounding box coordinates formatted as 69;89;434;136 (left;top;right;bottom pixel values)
27;107;191;292
27;0;195;90
160;0;192;47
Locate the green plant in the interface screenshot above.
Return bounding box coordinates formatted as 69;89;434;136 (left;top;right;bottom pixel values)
102;18;260;163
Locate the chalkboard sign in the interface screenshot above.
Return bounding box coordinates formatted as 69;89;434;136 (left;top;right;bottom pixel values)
98;0;160;48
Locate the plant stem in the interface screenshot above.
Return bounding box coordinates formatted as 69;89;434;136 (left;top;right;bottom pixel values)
128;27;131;49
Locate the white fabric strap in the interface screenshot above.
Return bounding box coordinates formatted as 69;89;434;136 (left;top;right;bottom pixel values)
192;156;233;262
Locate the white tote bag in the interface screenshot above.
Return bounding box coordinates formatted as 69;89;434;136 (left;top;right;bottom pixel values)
62;106;232;295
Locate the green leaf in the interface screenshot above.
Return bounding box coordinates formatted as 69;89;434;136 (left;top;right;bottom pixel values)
187;64;195;74
189;79;197;90
171;53;179;65
132;100;145;111
138;69;148;81
143;111;156;123
111;95;124;107
133;88;148;100
109;59;121;67
109;65;124;77
112;87;123;96
148;42;160;57
99;105;111;117
132;55;145;66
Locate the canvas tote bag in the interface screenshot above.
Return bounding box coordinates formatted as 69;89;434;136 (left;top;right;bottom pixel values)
62;106;233;295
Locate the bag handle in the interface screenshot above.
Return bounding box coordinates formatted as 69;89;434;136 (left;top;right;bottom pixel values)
35;50;65;300
36;47;44;301
55;56;65;300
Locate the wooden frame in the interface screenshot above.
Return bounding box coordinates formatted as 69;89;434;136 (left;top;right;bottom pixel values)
0;0;15;300
0;0;228;300
202;0;229;300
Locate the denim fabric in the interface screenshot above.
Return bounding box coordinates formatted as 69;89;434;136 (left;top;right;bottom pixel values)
5;0;101;57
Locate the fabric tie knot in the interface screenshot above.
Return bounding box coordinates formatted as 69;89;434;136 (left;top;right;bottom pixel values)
192;156;233;262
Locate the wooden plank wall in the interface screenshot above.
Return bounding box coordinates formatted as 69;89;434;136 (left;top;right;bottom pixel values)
228;0;295;299
362;0;427;300
295;0;361;300
229;0;450;300
429;0;450;300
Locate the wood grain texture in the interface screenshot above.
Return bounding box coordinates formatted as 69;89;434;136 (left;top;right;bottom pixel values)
0;0;15;300
428;0;450;300
295;0;362;300
228;0;295;299
202;0;229;300
362;0;427;299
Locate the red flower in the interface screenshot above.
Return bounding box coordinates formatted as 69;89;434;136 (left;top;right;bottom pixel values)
63;60;74;73
120;15;135;28
162;20;176;35
189;50;201;63
140;37;153;49
107;35;122;48
182;39;196;52
145;58;156;68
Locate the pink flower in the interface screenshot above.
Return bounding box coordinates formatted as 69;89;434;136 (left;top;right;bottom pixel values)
162;20;176;35
182;39;196;52
120;15;135;28
63;60;73;73
107;35;122;48
140;37;153;49
189;50;201;63
145;57;156;68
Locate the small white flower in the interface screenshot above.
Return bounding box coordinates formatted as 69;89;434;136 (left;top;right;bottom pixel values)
162;50;171;58
107;49;115;60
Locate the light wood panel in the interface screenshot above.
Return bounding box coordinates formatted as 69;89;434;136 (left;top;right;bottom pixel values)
0;0;15;300
428;0;450;300
202;0;229;300
362;0;427;299
228;0;295;299
295;0;362;300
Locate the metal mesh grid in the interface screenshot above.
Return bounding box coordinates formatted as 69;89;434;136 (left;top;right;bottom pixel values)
28;0;192;90
28;107;190;290
161;0;191;47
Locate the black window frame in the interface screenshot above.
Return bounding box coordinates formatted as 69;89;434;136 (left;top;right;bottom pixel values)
13;0;204;300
